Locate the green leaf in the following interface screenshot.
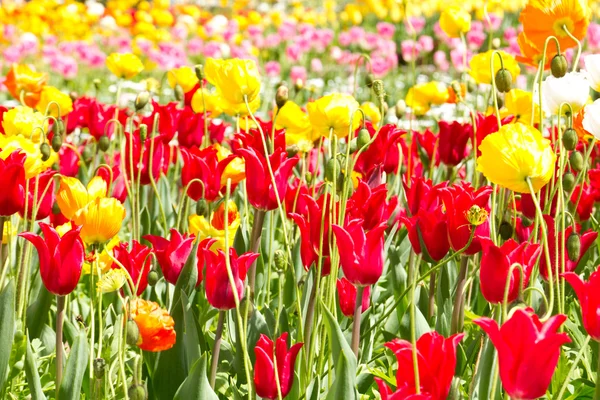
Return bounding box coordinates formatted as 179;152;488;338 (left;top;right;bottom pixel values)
173;354;218;400
0;281;15;392
246;309;271;364
25;334;46;400
26;284;51;339
57;327;89;400
471;334;497;400
181;291;201;371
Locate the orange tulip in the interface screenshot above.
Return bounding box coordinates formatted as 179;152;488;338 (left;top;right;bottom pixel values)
130;298;176;352
4;64;48;107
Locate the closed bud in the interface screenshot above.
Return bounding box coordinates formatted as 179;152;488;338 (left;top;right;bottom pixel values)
499;221;513;240
372;80;386;98
275;85;289;109
567;232;581;262
521;216;533;227
98;136;110;152
51;134;62;152
82;146;93;164
562;172;576;192
128;384;147;400
395;99;406;119
551;54;568;78
491;38;501;49
147;270;159;286
69;92;78;102
495;68;513;93
194;64;204;81
357;128;370;149
562;128;578;150
325;158;341;182
135;91;150;111
294;78;303;92
365;73;375;88
52;119;62;137
274;249;287;272
569;151;584;172
139;124;148;141
496;94;504;109
286;144;299;157
93;79;101;91
126;319;140;346
196;199;209;217
40;143;51;161
52;162;60;171
93;358;106;379
349;138;358;153
174;84;184;101
305;172;314;185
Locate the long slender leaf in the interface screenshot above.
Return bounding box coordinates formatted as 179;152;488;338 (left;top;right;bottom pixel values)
57;327;89;400
0;281;15;392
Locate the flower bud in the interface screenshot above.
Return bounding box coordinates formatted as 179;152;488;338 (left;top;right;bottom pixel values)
196;199;209;217
569;151;584;172
372;80;386;98
194;64;204;81
147;270;159;286
93;358;106;379
13;329;24;343
551;54;568;78
286;144;299;157
275;85;289;109
491;38;501;49
274;249;287;272
562;172;576;192
82;147;93;165
40;143;51;162
98;135;110;152
395;99;406;119
52;119;63;137
174;84;184;102
325;158;341;182
305;172;314;185
51;134;62;152
495;68;513;93
126;319;140;346
294;79;303;92
139;124;148;141
348;138;358;154
93;79;101;91
128;384;147;400
357;128;370;149
521;216;533;227
365;73;375;88
562;128;578;151
567;232;581;262
135;91;150;111
499;221;513;240
496;94;504;109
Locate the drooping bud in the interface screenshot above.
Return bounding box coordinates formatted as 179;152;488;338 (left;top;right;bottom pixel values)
194;64;204;81
562;172;576;192
196;199;209;217
51;134;62;152
491;38;501;49
174;84;184;102
562;128;578;151
395;99;406;119
40;143;51;162
135;91;150;111
128;384;147;400
365;73;375;88
499;221;514;240
98;136;110;152
240;296;254;316
275;85;289;109
139;124;148;141
521;216;533;227
274;249;287;272
126;319;140;347
372;80;386;98
357;128;370;150
348;138;358;154
551;54;568;78
294;79;303;92
495;68;513;93
147;270;159;286
93;79;101;91
569;151;584;172
325;158;341;182
93;358;106;379
566;232;581;262
286;144;300;157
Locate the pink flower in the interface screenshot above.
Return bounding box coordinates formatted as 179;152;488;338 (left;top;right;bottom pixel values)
405;17;426;35
401;40;421;62
290;66;307;84
418;36;434;53
377;22;396;39
310;58;323;73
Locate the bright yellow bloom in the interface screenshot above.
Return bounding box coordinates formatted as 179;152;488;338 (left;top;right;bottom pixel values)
73;197;126;244
191;88;223;117
360;101;382;128
106;53;144;79
215;144;245;185
167;66;199;94
83;236;120;275
307;93;361;139
188;200;240;251
502;89;543;125
440;6;471;38
1;106;48;143
96;268;128;293
276;101;317;147
0;135;56;179
56;176;107;220
477;123;556;193
204;58;261;116
405;82;449;116
469;50;520;85
35;86;73;117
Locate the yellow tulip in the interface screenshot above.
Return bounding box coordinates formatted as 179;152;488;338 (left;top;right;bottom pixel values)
191;88;223;117
188;200;240;251
440;6;471;38
35;86;73;117
469;50;520;85
106;52;144;79
276;101;317;147
204;58;261;116
73;197;126;244
167;66;199;93
1;106;48;143
307;93;361;139
477;123;556;193
0;135;56;179
56;176;107;220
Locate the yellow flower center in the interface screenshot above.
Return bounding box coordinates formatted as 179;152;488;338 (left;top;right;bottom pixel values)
553;18;575;38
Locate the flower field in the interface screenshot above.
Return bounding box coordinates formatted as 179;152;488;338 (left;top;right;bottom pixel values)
2;0;600;399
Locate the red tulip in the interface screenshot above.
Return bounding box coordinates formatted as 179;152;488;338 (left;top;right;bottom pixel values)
97;164;127;203
0;150;26;217
346;180;397;231
67;97;127;141
375;378;433;400
413;129;439;169
440;182;492;254
123;130;170;186
58;144;80;177
20;223;84;295
253;332;303;400
21;170;56;220
337;278;370;317
234;119;287;155
332;219;387;286
479;239;541;304
403;177;446;216
0;106;7;134
564;271;600;341
143;229;195;286
355;122;405;176
384;332;464;400
140;100;179;142
571;183;595;221
472;112;514;157
112;240;153;295
238;147;299;211
539;215;598;280
284;178;310;218
180;146;235;201
474;308;570;400
203;246;258;310
437;120;471;166
401;207;450;262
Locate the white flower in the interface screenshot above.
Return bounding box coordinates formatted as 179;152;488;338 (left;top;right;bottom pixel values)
585;54;600;92
582;99;600;140
542;72;590;114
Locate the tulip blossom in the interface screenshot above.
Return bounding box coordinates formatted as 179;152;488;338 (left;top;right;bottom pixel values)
384;332;464;399
474;308;570;400
130;298;176;352
21;170;56;221
180;146;236;201
140;100;180;142
479;239;541;304
332;219;387;286
345;180;397;230
20;223;85;295
253;333;303;400
123;130;171;186
375;378;433;400
337;278;370;318
437;120;471;166
472;112;514;157
112;241;153;295
203;246;258;310
144;229;196;286
66;97;127;141
355;122;405;176
564;271;600;341
0;150;26;217
238;147;299;211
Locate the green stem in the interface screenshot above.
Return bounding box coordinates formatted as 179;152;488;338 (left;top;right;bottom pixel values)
209;311;226;388
450;255;469;334
350;285;365;358
408;253;421;393
55;295;66;397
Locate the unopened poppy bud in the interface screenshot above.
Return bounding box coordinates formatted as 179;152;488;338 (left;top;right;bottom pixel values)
495;68;513;93
128;384;147;400
562;172;576;192
52;162;60;171
82;147;93;165
491;38;501;49
569;151;584;172
13;330;23;343
325;158;341;182
551;54;568;78
496;95;504;109
93;358;106;379
126;319;140;346
194;64;204;81
395;99;406;119
174;84;184;101
139;124;148;141
499;221;513;240
69;92;78;102
93;79;101;91
147;270;159;286
286;144;299;157
52;119;62;137
305;172;314;185
372;80;386;98
51;134;62;152
567;232;581;262
275;85;289;109
40;143;51;161
562;128;578;151
196;199;208;217
274;249;287;271
465;205;488;226
357;128;370;149
451;81;462;98
135;91;150;111
521;216;533;227
365;73;375;88
98;135;110;152
294;79;303;92
349;138;358;153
